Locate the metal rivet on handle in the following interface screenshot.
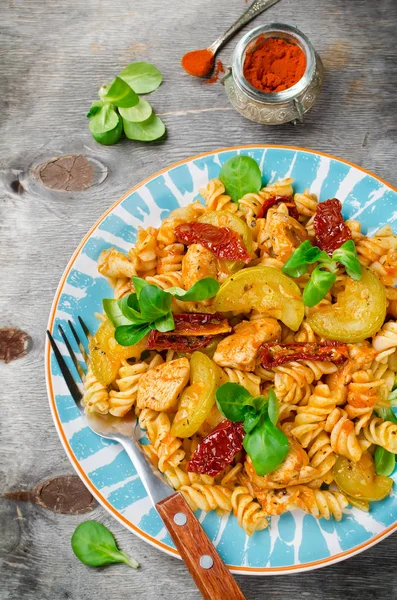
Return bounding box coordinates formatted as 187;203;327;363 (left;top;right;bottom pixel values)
199;555;214;569
173;512;187;526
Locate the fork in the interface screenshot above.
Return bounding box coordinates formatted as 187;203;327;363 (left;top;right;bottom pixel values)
47;318;246;600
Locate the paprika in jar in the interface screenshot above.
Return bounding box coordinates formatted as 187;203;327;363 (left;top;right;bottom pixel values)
243;36;306;93
223;23;324;125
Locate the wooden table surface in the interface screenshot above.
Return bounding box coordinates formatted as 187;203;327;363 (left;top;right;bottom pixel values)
1;0;397;598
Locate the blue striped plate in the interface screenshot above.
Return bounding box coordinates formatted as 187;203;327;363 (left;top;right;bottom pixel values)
45;146;397;574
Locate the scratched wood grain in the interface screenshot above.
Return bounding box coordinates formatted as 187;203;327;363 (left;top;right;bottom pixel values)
1;0;397;598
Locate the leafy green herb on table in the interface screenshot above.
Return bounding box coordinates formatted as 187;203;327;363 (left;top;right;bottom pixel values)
71;521;139;569
104;276;220;346
374;446;396;477
87;61;165;145
216;384;289;476
119;62;163;94
99;76;139;108
283;239;362;307
219;155;262;203
88;103;123;146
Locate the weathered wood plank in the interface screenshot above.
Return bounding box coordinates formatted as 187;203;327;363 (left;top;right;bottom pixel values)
1;0;397;598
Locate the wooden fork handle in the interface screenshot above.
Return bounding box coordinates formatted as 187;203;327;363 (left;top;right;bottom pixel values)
156;492;246;600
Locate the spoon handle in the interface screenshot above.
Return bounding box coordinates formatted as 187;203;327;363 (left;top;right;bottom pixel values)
209;0;282;55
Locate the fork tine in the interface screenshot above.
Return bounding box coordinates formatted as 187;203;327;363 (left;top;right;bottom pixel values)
47;331;83;407
68;320;89;366
58;324;86;382
78;315;91;343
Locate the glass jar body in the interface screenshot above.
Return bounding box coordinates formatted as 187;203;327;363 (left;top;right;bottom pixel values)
223;23;324;125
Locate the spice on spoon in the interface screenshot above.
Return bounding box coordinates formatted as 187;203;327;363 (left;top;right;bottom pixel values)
181;49;215;77
243;35;306;93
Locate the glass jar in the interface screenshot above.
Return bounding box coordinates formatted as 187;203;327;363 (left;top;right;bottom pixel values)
222;23;324;125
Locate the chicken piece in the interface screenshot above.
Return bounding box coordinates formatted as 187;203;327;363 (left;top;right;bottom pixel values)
98;248;136;279
245;437;319;489
213;318;281;371
182;244;218;290
266;205;307;262
348;341;375;370
137;358;190;411
255;487;301;516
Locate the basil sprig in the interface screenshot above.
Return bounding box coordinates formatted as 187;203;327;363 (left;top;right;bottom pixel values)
282;240;333;278
332;240;362;280
219;155;262;203
216;383;289;476
282;239;362;307
87;61;165;146
374;446;396;477
103;276;220;346
303;265;337;307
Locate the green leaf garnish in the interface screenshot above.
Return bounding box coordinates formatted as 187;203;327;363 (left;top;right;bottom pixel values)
86;62;165;146
88;104;120;134
119;62;163;94
216;382;252;422
267;388;279;426
118;294;146;324
132;276;149;299
103;299;131;327
282;240;336;278
283;239;360;306
243;413;289;476
86;100;103;118
123;113;166;142
71;521;139;569
242;407;261;434
139;284;172;322
219;155;262;203
119;99;153;123
303;265;337;307
103;277;219;346
166;278;220;302
99;76;139;108
152;312;175;332
215;382;289;476
282;240;324;278
332;240;362;281
114;323;152;346
374;446;395;476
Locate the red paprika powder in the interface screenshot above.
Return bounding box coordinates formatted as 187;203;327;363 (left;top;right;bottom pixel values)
181;49;215;77
243;36;306;93
202;60;225;85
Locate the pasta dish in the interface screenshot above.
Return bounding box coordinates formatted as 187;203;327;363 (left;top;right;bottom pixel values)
82;155;397;535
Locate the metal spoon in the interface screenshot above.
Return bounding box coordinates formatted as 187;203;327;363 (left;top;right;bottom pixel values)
182;0;282;76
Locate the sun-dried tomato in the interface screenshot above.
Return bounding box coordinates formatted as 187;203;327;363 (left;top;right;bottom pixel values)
256;196;299;221
187;420;245;476
260;340;349;368
175;222;250;263
314;198;352;255
146;331;213;351
172;313;231;336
